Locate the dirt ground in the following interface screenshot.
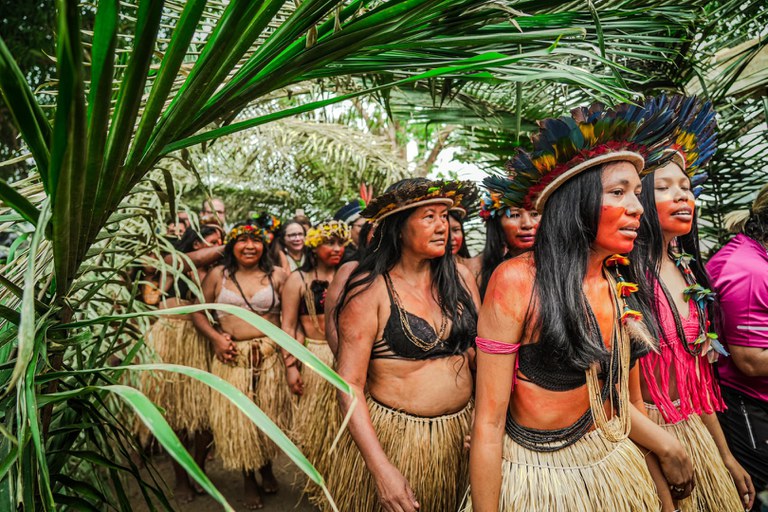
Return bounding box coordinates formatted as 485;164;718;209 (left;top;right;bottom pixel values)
127;452;320;512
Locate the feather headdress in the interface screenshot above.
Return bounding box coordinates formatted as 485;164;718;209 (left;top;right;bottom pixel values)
484;99;678;212
361;178;471;223
642;95;717;197
450;181;480;219
305;220;352;248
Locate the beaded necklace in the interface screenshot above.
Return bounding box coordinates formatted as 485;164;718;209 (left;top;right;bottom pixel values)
383;272;449;352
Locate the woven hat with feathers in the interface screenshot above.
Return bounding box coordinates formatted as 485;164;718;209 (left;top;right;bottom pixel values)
484;98;680;213
361;178;472;223
450;181;480;219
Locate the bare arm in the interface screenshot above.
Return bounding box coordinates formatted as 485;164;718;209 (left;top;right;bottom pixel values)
470;262;525;512
190;266;236;363
280;271;305;395
336;280;419;512
325;262;358;356
701;412;754;509
728;344;768;377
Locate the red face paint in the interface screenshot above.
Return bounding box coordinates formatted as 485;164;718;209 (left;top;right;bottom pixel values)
316;240;345;267
656;198;695;237
501;209;540;252
449;216;464;255
595;205;639;255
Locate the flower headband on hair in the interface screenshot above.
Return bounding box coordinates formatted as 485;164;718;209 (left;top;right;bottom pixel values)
642;95;717;197
484;98;679;213
227;224;270;243
305;220;352;248
450;181;480;219
479;191;512;220
227;212;281;243
362;179;471;223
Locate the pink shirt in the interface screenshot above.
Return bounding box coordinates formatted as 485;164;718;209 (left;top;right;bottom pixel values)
707;233;768;402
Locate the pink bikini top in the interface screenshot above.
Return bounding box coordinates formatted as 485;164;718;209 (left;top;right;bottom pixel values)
216;272;280;317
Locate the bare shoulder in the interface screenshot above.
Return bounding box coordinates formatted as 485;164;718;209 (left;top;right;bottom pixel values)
464;255;482;276
342;271;386;309
334;261;359;283
484;253;535;307
272;266;289;285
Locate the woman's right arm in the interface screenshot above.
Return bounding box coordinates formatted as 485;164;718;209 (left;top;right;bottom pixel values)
336;281;419;512
470;261;526;512
190;266;236;363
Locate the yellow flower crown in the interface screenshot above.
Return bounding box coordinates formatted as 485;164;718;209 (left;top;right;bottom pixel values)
305;220;352;248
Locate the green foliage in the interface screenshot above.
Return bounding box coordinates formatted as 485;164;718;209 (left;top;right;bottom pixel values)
0;0;658;509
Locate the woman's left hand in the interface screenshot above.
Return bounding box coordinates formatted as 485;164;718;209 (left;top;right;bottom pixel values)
286;365;304;396
724;455;755;510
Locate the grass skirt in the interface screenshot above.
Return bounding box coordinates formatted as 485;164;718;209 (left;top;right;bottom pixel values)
209;337;293;473
139;315;211;434
292;339;338;503
322;395;472;512
463;419;660;511
645;403;743;512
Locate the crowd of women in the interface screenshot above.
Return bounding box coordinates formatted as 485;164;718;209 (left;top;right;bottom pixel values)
137;94;768;512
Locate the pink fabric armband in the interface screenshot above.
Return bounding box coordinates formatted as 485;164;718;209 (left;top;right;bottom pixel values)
476;336;521;354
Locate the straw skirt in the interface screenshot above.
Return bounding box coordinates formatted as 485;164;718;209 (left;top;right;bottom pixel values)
645;404;743;512
321;395;472;512
140;315;211;433
292;338;339;502
209;337;294;472
462;419;660;511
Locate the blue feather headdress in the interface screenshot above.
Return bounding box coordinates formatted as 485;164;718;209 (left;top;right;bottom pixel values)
642;95;717;197
484;99;679;213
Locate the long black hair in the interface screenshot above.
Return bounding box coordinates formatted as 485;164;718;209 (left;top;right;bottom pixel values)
478;216;507;299
174;224;221;254
336;181;477;350
629;170;715;348
222;220;274;277
449;210;471;259
531;166;654;372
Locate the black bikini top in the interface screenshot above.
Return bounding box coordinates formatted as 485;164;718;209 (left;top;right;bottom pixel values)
370;275;476;361
298;272;329;316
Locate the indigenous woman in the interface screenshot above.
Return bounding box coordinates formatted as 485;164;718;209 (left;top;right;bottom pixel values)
469;101;695;512
449;181;479;272
191;217;291;510
632;96;754;511
139;224;223;503
476;190;540;299
280;219;351;503
329;178;480;512
274;220;309;273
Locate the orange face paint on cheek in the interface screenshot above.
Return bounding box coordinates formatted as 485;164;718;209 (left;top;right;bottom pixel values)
595;205;636;254
656;199;695;237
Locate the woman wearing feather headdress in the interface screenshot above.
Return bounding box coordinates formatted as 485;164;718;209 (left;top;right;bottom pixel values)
467;99;696;511
630;96;754;511
328;178;480;512
449;181;480;271
280;219;351;505
475;189;541;300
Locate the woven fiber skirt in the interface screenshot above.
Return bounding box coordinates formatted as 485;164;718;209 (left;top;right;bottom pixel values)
463;419;661;511
139;315;211;434
321;395;473;512
209;337;294;472
645;403;743;512
292;339;339;503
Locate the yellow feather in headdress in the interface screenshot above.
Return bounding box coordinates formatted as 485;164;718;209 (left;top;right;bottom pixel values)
579;123;597;146
532;154;556;172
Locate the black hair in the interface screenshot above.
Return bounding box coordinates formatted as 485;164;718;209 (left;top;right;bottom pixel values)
530;166;654;372
629;170;715;349
336;179;477;352
448;210;471;259
744;204;768;245
174;224;222;253
478;216;507;299
222;220;274;277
